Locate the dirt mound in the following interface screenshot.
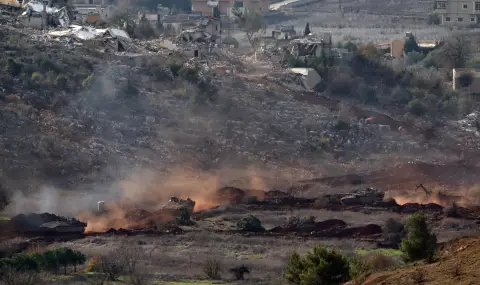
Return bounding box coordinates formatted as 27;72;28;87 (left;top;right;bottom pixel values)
352;237;480;285
269;218;379;239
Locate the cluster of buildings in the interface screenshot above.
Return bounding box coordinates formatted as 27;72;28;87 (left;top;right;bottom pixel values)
434;0;480;25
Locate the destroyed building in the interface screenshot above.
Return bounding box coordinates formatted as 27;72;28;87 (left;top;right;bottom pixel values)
290;33;332;61
20;0;70;28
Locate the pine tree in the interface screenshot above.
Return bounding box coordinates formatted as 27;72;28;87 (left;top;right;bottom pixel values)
304;23;311;36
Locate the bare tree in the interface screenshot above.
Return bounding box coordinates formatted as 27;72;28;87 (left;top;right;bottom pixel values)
98;251;125;281
0;267;46;285
441;34;472;68
233;8;266;60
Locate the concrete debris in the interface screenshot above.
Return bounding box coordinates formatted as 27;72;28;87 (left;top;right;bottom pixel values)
289;68;322;90
49;25;107;40
20;0;71;28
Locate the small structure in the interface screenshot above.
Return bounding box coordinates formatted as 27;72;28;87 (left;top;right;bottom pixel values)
374;34;440;58
40;221;87;234
272;25;296;40
289;68;322;90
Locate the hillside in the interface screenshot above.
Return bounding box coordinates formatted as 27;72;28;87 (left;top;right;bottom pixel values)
350;237;480;285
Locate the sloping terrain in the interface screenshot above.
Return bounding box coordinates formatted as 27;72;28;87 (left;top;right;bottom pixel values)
351;237;480;285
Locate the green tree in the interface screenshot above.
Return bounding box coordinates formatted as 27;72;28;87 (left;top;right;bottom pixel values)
404;34;420;54
71;251;87;272
5;253;39;272
42;250;60;274
284;245;350;285
284;251;304;285
233;8;266;59
56;248;75;274
401;213;437;262
304;23;311;36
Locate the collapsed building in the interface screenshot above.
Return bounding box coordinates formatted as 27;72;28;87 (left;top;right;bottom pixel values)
20;0;70;28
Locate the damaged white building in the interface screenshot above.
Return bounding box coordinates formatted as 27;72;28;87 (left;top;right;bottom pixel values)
20;0;70;28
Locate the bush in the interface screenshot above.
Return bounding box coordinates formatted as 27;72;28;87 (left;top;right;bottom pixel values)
55;74;68;90
364;253;398;271
82;74;94;88
334;119;350;131
284;246;350;285
179;65;200;82
236;215;265;232
408;99;428;116
5;58;22;76
31;72;43;82
383;218;405;246
203;259;221;280
169;61;183;76
401;213;437;262
230;265;250;280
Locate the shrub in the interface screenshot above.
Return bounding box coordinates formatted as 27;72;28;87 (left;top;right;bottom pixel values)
408;99;428;116
203;259;221;280
347;254;370;280
179;66;200;82
236;215;265;232
195;77;218;104
5;58;22;76
284;246;350;285
55;74;68;90
334;119;350;131
364;253;398;271
169;61;183;76
383;218;405;246
401;213;437;262
82;74;94;88
230;265;250;280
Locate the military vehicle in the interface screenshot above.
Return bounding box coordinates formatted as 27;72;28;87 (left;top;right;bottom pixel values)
160;197;196;215
340;188;385;205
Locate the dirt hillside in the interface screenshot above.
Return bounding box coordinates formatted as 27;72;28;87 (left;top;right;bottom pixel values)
352;237;480;285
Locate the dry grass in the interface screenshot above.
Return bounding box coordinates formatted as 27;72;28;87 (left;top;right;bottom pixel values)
357;237;480;285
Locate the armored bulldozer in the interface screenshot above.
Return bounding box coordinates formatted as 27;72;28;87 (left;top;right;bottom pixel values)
161;197;196;215
340;188;385;206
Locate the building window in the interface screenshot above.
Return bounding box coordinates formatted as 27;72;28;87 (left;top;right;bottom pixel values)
476;2;480;10
437;1;446;9
446;16;451;21
458;17;463;21
463;4;468;9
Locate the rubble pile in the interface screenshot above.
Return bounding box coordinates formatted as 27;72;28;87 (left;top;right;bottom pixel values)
269;218;382;239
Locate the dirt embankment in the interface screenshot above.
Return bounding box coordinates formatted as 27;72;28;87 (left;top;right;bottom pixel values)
351;237;480;285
